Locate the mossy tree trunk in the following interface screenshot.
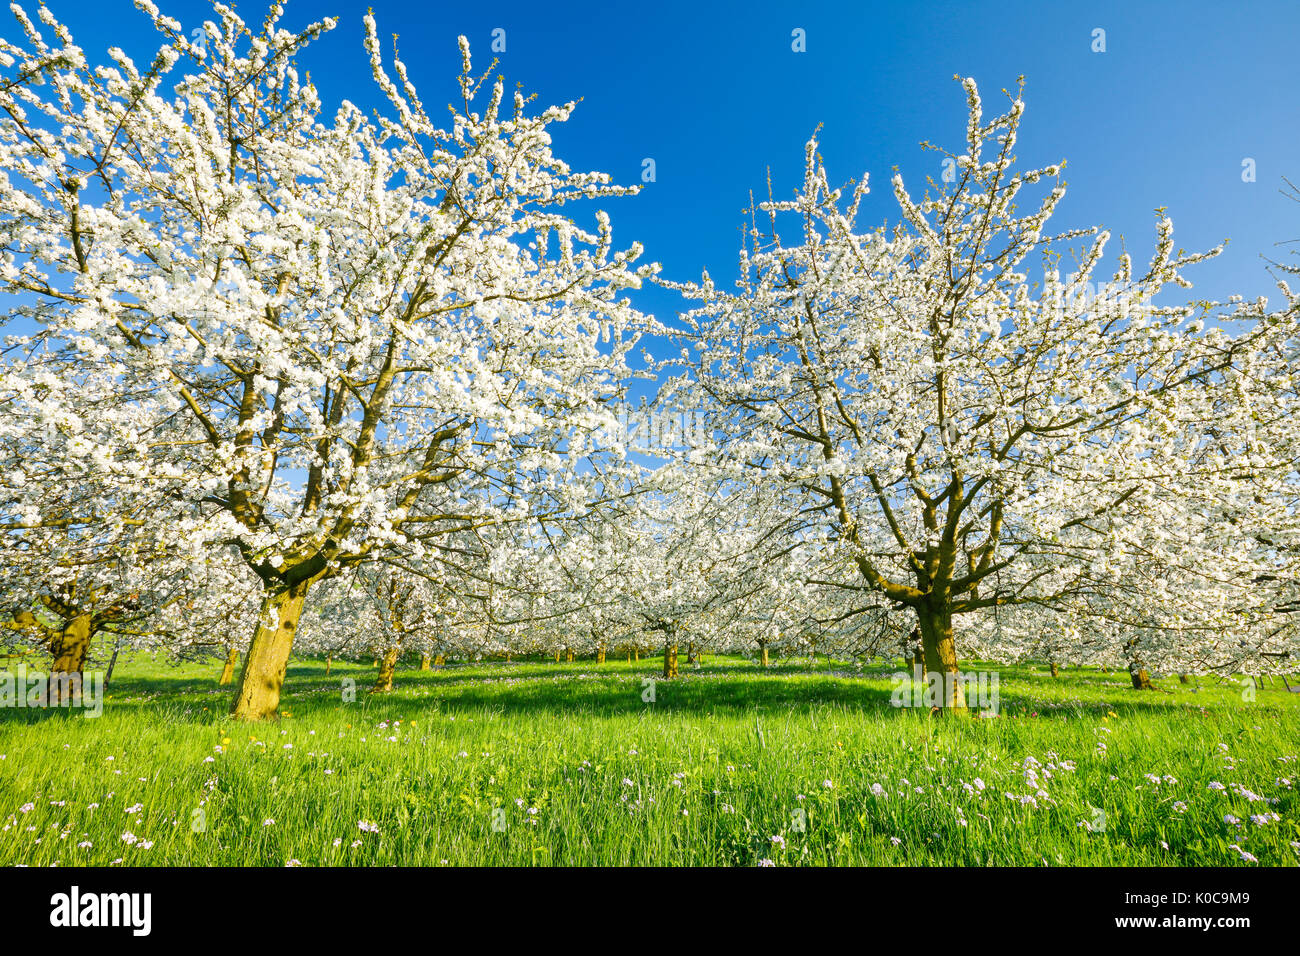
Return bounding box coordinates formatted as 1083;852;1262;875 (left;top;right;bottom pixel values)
918;602;965;711
219;646;239;686
48;613;93;705
50;613;92;675
230;580;313;721
373;642;401;692
663;640;678;679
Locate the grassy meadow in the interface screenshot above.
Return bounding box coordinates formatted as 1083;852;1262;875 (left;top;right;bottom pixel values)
2;655;1298;866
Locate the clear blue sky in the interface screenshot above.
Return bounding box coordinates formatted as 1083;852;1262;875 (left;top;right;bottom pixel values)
30;0;1300;347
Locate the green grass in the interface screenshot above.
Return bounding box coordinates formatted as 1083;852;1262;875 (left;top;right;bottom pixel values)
2;654;1298;866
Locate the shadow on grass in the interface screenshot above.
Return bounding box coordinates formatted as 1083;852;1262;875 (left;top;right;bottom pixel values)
4;656;1295;726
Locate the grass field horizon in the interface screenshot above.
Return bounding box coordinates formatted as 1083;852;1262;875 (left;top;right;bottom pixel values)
3;654;1297;867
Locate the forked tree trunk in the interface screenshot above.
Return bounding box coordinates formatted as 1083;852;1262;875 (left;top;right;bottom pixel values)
373;645;400;692
918;602;965;711
230;580;313;721
219;646;239;686
663;641;679;679
48;614;93;705
565;647;574;663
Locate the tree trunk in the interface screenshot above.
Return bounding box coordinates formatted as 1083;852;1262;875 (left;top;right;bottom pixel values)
663;641;678;679
50;613;92;675
686;642;697;665
565;647;574;663
918;602;965;711
104;639;122;691
48;613;93;705
759;643;770;668
1178;673;1189;684
230;580;312;721
373;645;400;692
1124;637;1155;690
219;646;239;686
1049;661;1059;679
906;626;924;670
596;643;606;664
419;653;431;671
435;654;446;667
325;653;332;677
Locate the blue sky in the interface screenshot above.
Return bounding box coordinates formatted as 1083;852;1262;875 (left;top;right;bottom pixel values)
30;0;1300;352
